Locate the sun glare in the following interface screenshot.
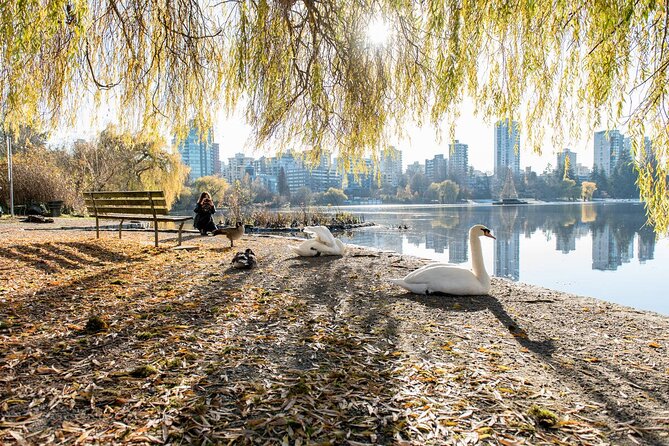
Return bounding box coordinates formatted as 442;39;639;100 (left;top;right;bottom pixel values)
366;18;391;46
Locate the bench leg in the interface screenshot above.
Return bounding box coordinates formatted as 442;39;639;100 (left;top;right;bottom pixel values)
119;218;124;239
177;222;185;246
96;217;100;239
154;222;159;247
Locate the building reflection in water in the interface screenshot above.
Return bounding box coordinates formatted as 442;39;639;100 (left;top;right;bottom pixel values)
340;202;657;283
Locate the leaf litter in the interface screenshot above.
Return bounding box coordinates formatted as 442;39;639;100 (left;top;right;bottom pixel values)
0;223;668;444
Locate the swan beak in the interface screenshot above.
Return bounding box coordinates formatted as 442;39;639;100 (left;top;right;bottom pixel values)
485;233;496;240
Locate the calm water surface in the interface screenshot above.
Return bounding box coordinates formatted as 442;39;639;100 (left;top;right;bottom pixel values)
333;202;669;315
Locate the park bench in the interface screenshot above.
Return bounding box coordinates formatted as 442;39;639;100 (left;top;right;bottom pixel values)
85;191;192;247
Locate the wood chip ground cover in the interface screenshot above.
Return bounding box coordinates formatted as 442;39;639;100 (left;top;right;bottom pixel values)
0;221;668;445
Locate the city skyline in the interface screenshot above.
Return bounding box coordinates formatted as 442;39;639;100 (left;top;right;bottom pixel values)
213;101;610;175
49;99;620;175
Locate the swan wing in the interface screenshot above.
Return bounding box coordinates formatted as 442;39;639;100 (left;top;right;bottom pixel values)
396;264;487;295
334;239;346;255
294;233;345;256
402;264;462;283
292;239;321;256
304;225;337;247
388;279;429;294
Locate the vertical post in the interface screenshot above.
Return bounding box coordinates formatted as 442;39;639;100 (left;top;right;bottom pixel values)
6;132;14;217
177;221;184;246
148;191;158;247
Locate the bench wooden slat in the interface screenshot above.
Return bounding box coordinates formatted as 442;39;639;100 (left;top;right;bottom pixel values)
86;206;169;215
95;214;192;222
85;198;168;207
86;191;165;198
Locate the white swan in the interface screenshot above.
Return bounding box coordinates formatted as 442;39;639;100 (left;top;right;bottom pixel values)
293;226;346;256
390;224;496;295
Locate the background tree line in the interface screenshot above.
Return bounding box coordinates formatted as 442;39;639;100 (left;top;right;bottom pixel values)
0;126;187;213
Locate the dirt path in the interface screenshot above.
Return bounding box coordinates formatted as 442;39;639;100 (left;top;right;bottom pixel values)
0;221;667;445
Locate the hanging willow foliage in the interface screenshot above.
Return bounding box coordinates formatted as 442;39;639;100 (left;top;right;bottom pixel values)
1;1;668;232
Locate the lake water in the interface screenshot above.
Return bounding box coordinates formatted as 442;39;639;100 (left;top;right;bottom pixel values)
333;202;669;315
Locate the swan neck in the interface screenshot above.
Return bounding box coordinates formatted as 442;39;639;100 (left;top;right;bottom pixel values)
470;233;488;280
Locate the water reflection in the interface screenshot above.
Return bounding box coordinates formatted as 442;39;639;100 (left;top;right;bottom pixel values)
337;202;666;314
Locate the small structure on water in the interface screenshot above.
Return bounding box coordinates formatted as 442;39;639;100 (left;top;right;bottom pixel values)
493;168;528;205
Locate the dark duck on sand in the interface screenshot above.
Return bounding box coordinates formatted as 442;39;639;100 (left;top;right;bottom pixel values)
231;248;257;269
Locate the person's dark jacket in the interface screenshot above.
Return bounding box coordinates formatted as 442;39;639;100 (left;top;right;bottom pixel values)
194;202;217;233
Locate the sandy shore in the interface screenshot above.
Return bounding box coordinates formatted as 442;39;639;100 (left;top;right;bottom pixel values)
1;217;668;445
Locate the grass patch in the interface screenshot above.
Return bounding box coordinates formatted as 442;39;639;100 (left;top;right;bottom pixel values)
528;405;559;427
130;365;158;378
84;315;109;334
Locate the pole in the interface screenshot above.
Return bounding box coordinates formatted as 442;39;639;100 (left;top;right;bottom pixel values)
6;132;13;217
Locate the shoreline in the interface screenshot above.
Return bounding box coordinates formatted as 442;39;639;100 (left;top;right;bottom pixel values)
1;221;668;444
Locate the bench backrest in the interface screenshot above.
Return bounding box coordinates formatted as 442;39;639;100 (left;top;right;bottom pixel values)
85;191;169;216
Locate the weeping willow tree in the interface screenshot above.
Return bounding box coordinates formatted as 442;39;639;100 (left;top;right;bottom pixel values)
1;1;668;232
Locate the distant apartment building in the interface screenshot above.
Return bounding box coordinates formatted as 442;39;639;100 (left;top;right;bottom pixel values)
494;119;520;177
593;129;625;177
341;158;375;197
556;148;577;173
405;161;424;177
637;136;656;169
176;125;215;181
212;143;221;175
574;164;592;183
379;146;403;188
286;166;342;193
226;153;255;183
425;154;447;183
448;140;468;184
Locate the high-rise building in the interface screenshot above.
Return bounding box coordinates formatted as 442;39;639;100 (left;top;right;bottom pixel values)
212;143;221;175
556;148;577;173
425;154;447;182
379;146;403;188
638;136;656;169
494;119;520;177
593;129;625;176
176;125;215;181
448;140;468;184
405;161;424;177
342;158;375;198
286;159;342;193
226;153;255;183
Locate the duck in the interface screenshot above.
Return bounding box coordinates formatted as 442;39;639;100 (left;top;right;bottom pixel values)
389;224;496;295
231;248;257;269
293;225;346;257
213;222;245;247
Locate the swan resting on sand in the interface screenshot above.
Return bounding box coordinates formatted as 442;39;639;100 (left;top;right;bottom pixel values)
293;226;346;257
389;224;495;295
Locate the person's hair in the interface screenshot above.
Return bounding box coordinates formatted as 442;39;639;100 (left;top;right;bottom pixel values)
198;192;211;204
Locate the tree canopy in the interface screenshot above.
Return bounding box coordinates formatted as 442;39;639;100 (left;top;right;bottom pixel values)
1;1;668;231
